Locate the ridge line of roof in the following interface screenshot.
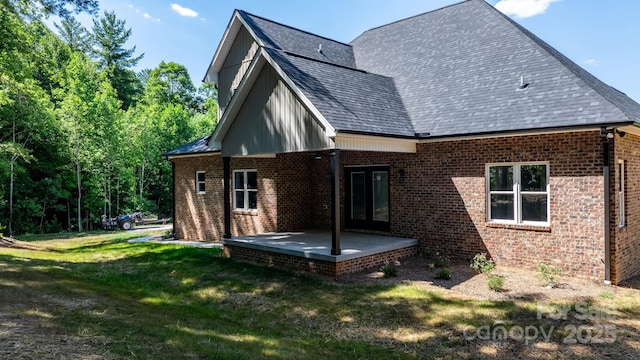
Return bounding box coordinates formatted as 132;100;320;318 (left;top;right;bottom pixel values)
480;0;636;121
236;9;353;47
271;48;374;75
351;0;471;41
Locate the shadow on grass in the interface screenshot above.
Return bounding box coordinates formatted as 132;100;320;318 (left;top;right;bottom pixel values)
0;242;638;359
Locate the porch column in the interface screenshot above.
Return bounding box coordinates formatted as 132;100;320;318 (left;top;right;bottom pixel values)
223;156;232;239
330;149;341;255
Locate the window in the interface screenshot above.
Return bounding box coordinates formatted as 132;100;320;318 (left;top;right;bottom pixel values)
487;162;549;225
233;170;257;210
619;160;625;227
345;166;390;231
196;171;206;193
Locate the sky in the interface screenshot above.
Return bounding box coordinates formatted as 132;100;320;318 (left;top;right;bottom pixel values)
53;0;640;102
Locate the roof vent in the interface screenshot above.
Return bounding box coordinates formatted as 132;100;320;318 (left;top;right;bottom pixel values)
317;43;323;54
518;75;529;90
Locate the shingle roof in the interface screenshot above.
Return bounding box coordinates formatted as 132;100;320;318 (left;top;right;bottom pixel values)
348;0;640;138
266;48;415;137
164;134;220;157
238;10;356;69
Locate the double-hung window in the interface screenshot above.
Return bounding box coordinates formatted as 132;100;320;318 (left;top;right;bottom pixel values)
487;162;549;225
195;171;206;194
233;170;257;210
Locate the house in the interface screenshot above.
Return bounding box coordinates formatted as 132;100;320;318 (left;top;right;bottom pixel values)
165;0;640;284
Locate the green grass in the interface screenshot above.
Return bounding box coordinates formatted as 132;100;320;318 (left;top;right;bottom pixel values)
0;231;638;359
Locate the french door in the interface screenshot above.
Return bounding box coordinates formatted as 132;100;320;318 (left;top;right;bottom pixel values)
345;166;390;231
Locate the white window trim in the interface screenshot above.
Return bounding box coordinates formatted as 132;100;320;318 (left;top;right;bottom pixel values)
619;159;625;227
486;162;550;226
233;169;257;210
195;171;206;194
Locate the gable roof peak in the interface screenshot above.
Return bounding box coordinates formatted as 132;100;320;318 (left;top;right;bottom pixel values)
236;9;352;48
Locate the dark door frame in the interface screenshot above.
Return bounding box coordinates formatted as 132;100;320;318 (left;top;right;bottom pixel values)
344;165;390;232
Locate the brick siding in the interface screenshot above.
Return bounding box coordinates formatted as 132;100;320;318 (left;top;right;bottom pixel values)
612;132;640;282
173;155;224;242
223;244;418;277
173;131;640;283
336;132;607;281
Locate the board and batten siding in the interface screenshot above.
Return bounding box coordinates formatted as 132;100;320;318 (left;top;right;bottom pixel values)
219;26;259;114
222;64;332;156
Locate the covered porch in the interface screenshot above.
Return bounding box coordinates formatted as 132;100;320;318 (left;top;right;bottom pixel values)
222;230;419;277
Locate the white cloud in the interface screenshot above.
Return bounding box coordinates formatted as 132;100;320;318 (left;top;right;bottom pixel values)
171;3;198;17
584;59;598;66
143;13;160;22
495;0;559;19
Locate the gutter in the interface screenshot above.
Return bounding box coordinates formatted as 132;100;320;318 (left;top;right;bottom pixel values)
600;127;612;285
416;122;634;142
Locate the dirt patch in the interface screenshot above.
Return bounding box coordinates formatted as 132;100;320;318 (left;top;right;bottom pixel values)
335;256;630;302
1;237;43;250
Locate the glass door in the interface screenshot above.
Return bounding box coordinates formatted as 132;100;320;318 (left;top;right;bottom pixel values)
345;166;390;231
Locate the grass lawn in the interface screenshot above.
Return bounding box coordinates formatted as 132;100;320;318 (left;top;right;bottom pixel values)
0;231;638;359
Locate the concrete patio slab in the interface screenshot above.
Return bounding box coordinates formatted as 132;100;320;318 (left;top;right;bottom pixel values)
223;230;418;262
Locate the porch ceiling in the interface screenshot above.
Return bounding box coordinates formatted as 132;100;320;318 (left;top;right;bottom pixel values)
222;230;418;262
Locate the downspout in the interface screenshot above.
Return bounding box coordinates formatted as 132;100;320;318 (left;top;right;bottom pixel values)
600;127;612;285
223;156;232;239
172;160;176;238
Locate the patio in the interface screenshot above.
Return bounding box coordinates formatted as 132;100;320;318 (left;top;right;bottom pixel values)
222;230;419;276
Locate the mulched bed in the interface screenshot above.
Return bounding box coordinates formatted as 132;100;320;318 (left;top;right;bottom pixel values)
334;255;637;301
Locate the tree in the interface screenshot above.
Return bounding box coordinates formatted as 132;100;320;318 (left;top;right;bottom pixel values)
143;61;198;111
8;0;98;19
0;0;57;236
91;10;143;109
57;53;121;231
54;17;90;54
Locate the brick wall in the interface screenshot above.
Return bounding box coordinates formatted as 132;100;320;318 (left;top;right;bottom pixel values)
275;152;313;231
173;155;224;242
333;132;607;281
229;157;278;235
223;244;417;277
174;131;624;282
613;132;640;282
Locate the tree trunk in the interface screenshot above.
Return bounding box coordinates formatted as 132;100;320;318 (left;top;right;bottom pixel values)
139;161;145;203
8;158;14;237
76;159;82;232
116;178;120;215
67;198;71;231
40;198;46;233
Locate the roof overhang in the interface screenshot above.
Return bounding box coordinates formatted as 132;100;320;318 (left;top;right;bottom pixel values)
617;123;640;137
165;151;221;160
208;47;336;149
334;133;416;153
203;10;265;84
417;122;636;143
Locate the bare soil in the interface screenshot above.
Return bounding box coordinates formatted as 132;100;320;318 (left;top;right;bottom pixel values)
335;256;637;302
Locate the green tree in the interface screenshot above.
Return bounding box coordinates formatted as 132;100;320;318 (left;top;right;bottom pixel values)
143;61;197;111
122;62;217;217
7;0;98;19
57;53;121;231
54;17;90;54
91;10;143;109
0;0;59;235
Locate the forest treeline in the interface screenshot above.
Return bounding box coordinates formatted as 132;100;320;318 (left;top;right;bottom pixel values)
0;0;217;235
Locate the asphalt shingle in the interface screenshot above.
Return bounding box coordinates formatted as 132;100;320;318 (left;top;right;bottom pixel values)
164;134;219;157
349;0;640;137
266;48;415;137
238;10;356;69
